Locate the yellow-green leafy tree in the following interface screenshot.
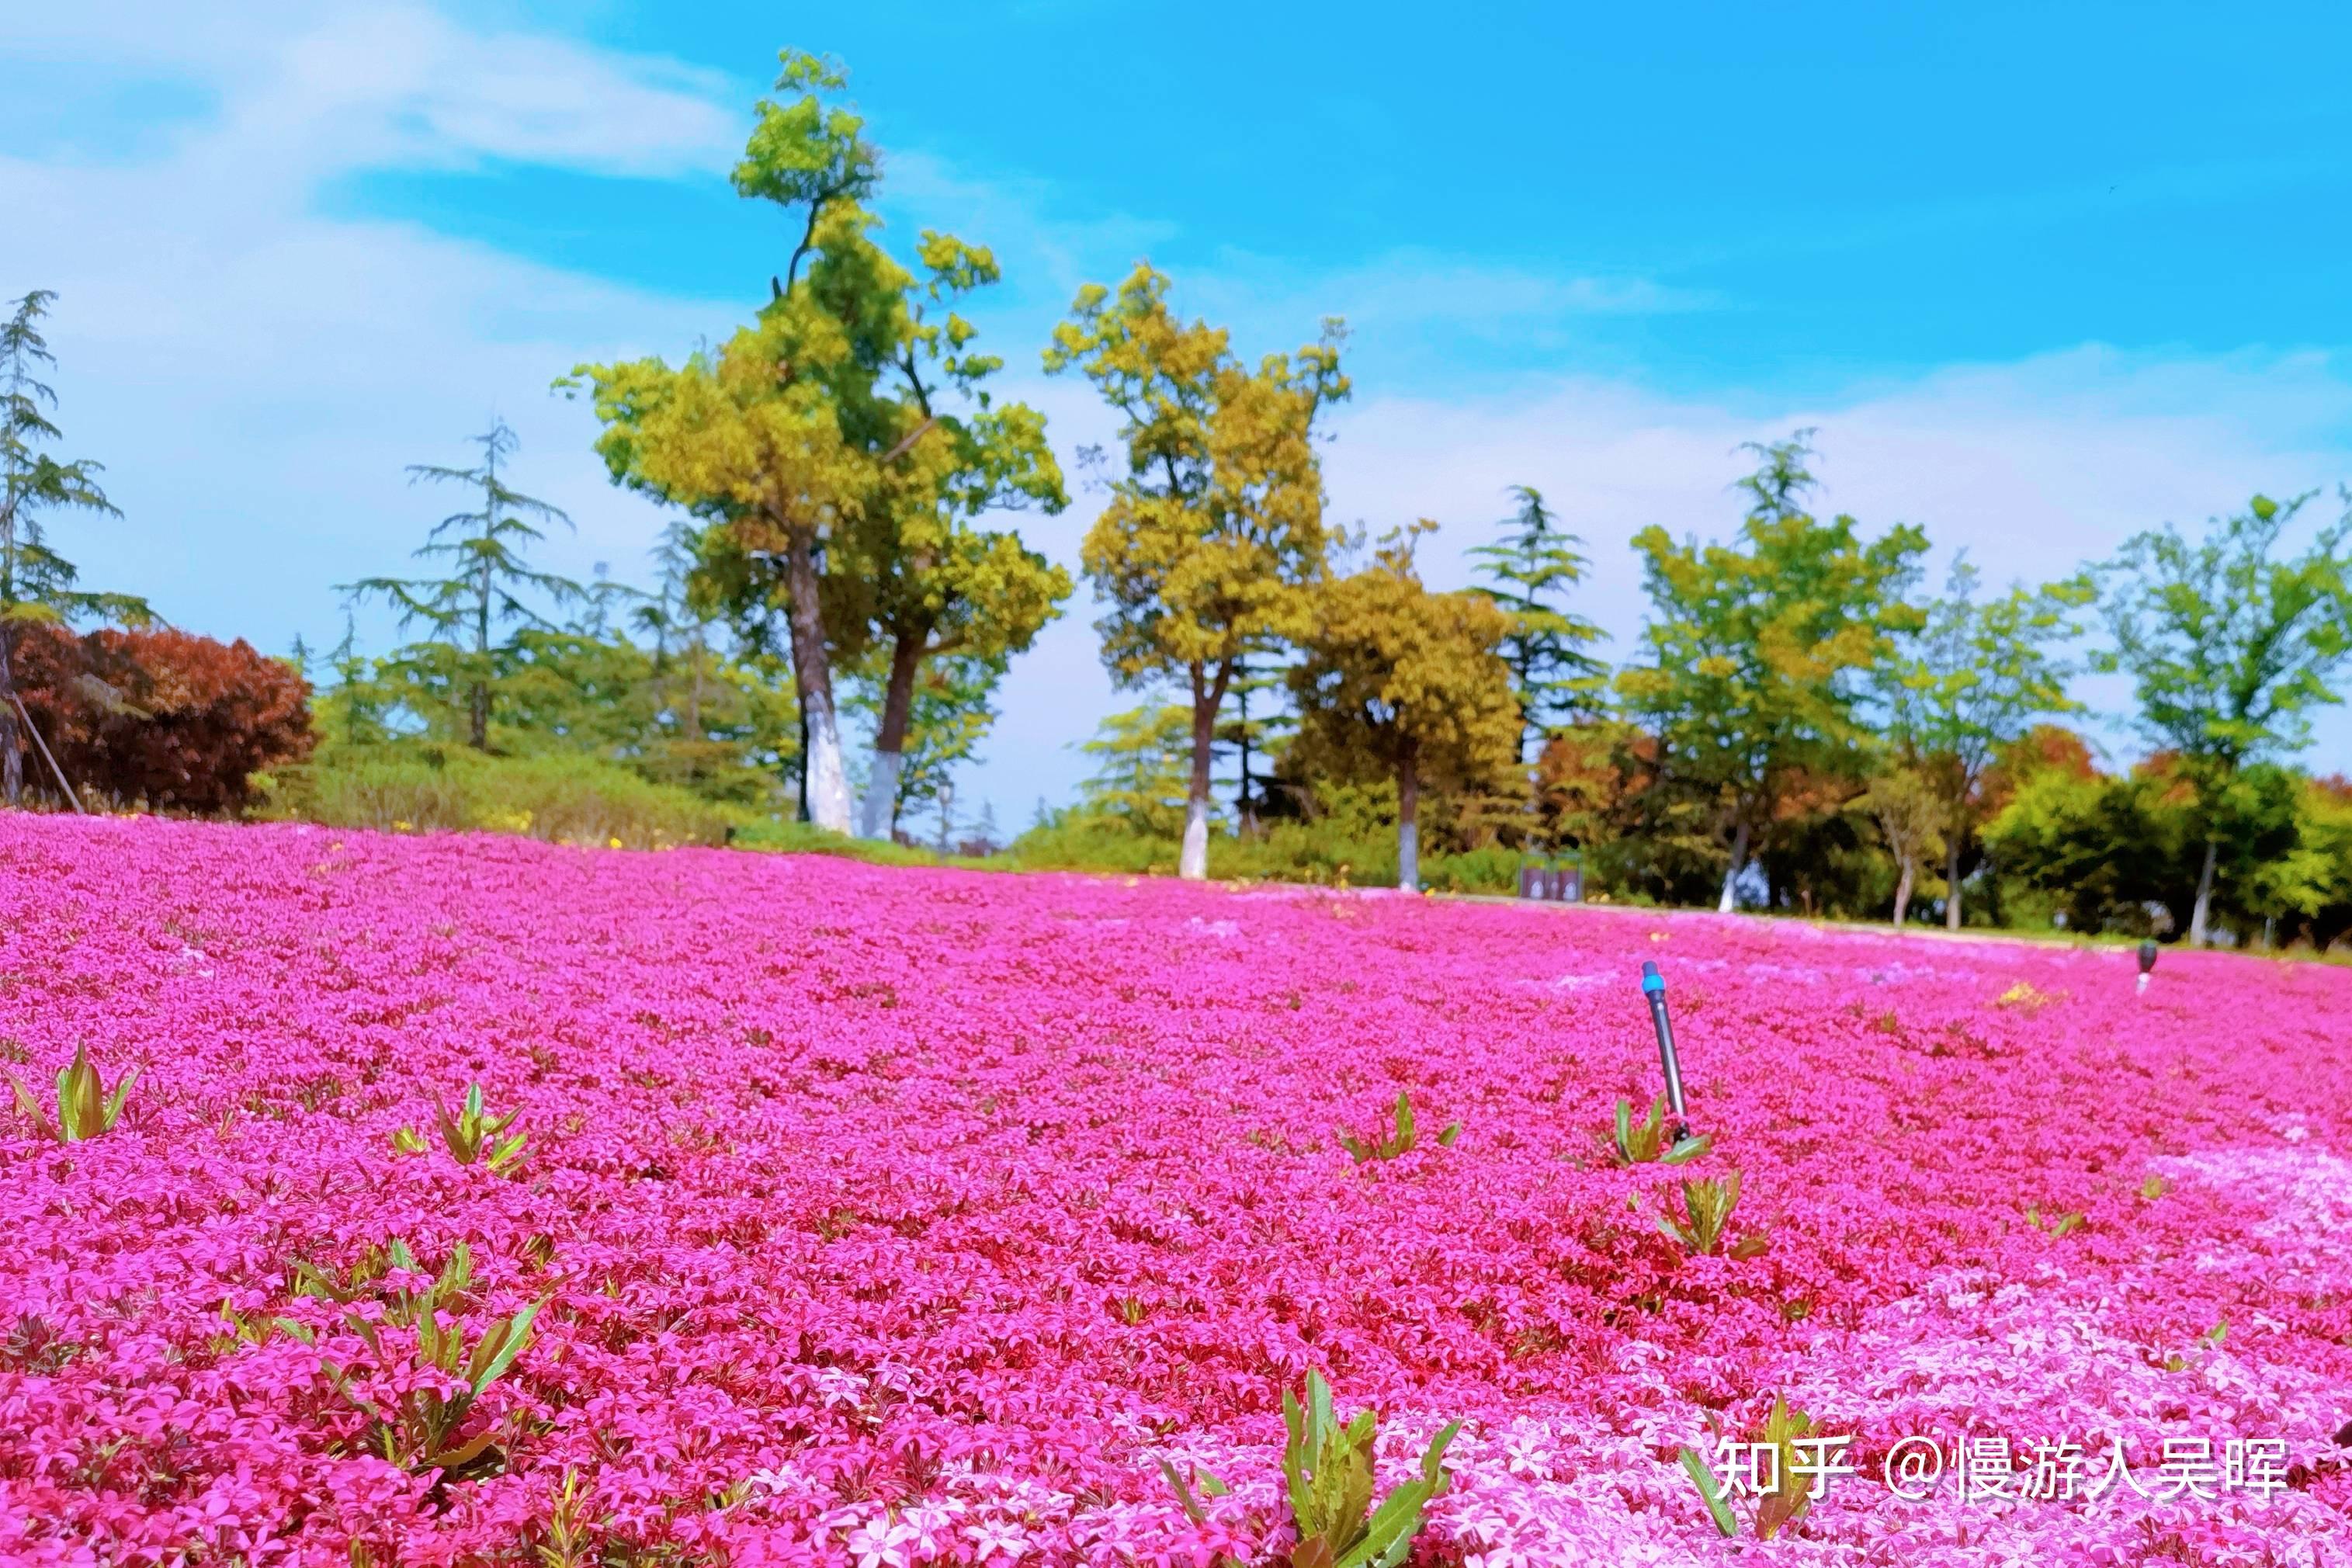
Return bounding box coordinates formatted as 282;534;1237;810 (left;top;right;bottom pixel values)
573;51;1064;834
1859;761;1944;925
569;294;871;829
1289;523;1522;889
2095;491;2352;945
1046;263;1347;879
571;53;881;828
841;230;1069;838
1618;435;1926;912
1875;557;2090;928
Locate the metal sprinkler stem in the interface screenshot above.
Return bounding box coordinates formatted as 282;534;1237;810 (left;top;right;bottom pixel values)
2137;938;2158;996
1641;961;1688;1132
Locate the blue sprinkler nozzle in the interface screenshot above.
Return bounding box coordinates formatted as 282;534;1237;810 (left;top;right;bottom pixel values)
1641;961;1688;1124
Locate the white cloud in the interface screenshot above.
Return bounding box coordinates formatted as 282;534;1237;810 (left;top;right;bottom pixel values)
1183;251;1715;348
1;4;748;720
12;3;740;179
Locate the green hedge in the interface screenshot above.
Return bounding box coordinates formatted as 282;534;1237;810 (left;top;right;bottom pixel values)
1005;813;1525;891
260;746;737;849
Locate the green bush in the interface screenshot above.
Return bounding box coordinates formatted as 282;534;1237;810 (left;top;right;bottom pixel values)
731;820;999;869
263;744;736;849
1005;810;1523;891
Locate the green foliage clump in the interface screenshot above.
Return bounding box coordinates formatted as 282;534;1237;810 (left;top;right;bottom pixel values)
1656;1169;1767;1258
1612;1094;1711;1165
279;1238;543;1477
1011;774;1529;893
1983;751;2302;938
267;744;736;849
7;1042;136;1142
1336;1092;1459;1164
1280;1370;1460;1568
393;1083;528;1174
1678;1396;1820;1539
731;818;996;868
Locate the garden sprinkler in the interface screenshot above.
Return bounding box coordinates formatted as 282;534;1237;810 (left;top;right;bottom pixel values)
1641;961;1690;1137
2137;939;2158;996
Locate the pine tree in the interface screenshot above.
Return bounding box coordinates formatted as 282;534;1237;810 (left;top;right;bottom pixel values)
342;419;583;751
1216;643;1291;831
1469;484;1605;759
0;290;151;803
932;778;957;855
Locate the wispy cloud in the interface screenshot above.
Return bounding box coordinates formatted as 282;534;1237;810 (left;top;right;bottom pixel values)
11;2;741;181
0;4;747;668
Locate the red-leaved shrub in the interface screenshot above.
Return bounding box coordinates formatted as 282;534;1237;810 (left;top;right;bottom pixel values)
9;623;313;814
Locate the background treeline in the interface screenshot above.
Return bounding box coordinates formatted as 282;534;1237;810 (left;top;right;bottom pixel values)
5;51;2351;953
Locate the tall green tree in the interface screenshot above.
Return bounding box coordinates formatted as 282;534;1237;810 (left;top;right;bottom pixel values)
1858;762;1945;926
571;303;869;826
1469;484;1604;757
844;231;1069;838
0;290;151;803
860;647;1006;834
579;50;1062;835
1216;643;1289;831
2096;491;2352;945
1618;435;1927;911
1878;557;2090;928
342;419;583;751
1075;703;1194;837
1289;522;1522;890
1046;263;1348;879
632;522;727;754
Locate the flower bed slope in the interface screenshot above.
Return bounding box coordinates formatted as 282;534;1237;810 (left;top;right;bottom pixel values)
1;816;2347;1565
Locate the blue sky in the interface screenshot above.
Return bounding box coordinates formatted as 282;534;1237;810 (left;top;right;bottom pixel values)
9;2;2352;824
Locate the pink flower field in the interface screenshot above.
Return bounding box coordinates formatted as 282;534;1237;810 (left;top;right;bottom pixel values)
5;815;2351;1567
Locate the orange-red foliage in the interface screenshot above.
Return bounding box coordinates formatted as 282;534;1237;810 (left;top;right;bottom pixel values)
9;624;314;814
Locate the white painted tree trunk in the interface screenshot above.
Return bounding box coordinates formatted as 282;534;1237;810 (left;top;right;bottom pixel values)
1180;683;1216;881
859;750;902;840
1717;818;1751;913
1944;837;1964;930
782;529;852;835
803;690;852;834
1179;797;1209;880
1396;758;1421;891
2189;836;2218;946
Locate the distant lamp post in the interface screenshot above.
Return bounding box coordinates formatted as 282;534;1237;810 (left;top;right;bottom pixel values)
2137;939;2159;996
1641;961;1689;1134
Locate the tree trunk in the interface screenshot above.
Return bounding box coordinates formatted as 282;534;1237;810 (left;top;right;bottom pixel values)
2189;835;2219;947
1717;816;1751;914
1235;688;1256;834
1396;754;1421;892
471;558;492;751
859;630;924;839
1181;674;1216;881
796;708;810;823
1944;835;1964;930
1892;856;1915;927
783;531;852;833
0;625;21;806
